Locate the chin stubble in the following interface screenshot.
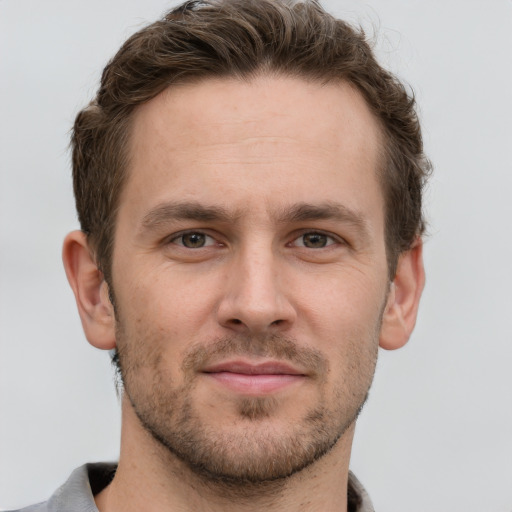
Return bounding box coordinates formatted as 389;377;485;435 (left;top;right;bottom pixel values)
117;331;377;491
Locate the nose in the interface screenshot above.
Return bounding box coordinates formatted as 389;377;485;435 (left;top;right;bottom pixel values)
216;247;297;334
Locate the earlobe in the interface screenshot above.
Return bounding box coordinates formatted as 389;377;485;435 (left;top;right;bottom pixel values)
62;230;116;350
379;239;425;350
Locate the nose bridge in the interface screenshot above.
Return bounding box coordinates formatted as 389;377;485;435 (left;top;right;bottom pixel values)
239;242;278;302
218;238;295;332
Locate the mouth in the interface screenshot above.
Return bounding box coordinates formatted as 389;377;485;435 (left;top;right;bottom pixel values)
201;360;307;395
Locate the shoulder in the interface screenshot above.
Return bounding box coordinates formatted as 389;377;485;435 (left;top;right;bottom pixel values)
2;463;116;512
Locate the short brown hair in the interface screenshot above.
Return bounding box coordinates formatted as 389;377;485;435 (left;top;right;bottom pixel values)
72;0;431;283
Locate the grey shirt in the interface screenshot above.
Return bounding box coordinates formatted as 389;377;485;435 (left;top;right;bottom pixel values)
8;463;374;512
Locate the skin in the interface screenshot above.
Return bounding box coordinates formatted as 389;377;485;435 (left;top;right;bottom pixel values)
63;75;425;512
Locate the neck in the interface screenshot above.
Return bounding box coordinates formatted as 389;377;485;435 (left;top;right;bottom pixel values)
95;397;355;512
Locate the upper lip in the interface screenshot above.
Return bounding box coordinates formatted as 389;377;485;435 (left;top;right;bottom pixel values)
201;360;306;376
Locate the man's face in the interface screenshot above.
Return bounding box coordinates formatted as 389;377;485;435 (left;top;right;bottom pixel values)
111;76;390;483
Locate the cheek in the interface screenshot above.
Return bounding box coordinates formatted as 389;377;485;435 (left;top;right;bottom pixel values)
122;266;210;325
297;271;387;335
115;274;218;369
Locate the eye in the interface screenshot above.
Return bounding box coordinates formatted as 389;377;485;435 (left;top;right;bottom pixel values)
171;231;216;248
292;232;337;249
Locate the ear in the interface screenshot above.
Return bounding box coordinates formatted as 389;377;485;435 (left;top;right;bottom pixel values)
62;230;116;350
379;239;425;350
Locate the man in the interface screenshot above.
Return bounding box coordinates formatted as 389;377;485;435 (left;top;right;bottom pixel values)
13;0;429;510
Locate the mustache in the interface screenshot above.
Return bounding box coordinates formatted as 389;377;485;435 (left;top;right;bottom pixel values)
181;334;328;378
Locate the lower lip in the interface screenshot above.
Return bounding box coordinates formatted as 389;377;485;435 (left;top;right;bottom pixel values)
204;372;305;395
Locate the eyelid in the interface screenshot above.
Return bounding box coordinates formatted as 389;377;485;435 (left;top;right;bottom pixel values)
288;230;345;248
164;228;346;249
167;229;219;247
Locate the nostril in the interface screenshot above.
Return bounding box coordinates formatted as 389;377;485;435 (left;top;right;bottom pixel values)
231;319;242;325
271;319;283;326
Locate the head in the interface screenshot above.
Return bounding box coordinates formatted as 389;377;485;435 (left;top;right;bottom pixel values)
71;0;430;286
64;0;428;491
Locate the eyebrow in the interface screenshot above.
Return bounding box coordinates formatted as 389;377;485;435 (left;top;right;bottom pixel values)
140;201;237;231
140;200;370;238
275;202;370;239
275;202;366;225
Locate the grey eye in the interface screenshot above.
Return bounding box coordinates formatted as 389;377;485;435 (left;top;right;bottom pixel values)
181;232;207;248
301;233;329;248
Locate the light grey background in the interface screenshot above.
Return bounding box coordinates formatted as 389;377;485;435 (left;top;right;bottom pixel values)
1;1;511;510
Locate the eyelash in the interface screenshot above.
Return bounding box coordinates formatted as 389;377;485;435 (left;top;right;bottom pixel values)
168;230;343;249
288;231;340;249
168;231;219;248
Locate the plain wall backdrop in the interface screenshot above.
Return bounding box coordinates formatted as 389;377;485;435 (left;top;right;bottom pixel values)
1;1;511;510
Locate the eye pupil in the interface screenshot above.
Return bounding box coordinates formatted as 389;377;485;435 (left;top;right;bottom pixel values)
303;233;327;248
182;233;206;248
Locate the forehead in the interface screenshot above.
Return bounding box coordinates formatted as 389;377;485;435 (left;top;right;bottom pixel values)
130;75;382;160
122;75;384;223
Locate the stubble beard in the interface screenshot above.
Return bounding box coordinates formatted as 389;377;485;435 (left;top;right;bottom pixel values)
115;328;379;489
